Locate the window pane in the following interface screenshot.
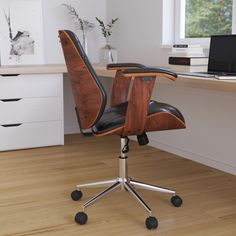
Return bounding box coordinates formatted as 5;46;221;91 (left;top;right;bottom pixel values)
185;0;233;38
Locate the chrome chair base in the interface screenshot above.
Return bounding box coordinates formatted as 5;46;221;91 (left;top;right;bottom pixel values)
73;137;182;229
76;177;176;216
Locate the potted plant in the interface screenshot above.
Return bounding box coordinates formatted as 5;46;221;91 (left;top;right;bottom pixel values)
96;17;118;65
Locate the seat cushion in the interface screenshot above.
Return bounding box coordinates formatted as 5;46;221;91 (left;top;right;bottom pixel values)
92;100;185;135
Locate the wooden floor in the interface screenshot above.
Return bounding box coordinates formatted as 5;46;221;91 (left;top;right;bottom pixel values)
0;134;236;236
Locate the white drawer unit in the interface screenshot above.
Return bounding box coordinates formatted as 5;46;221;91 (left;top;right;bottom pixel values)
0;97;63;124
0;73;64;151
0;122;64;151
0;74;63;99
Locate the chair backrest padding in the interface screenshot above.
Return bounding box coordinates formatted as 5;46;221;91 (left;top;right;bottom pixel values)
59;30;107;129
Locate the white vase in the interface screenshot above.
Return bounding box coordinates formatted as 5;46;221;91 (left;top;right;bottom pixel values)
99;38;118;66
81;30;88;55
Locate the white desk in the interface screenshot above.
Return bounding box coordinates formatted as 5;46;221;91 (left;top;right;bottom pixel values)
0;65;65;151
1;64;236;91
1;64;236;174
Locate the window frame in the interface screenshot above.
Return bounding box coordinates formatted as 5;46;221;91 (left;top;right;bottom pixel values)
174;0;236;46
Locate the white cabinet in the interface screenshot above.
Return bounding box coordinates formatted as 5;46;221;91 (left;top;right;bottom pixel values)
0;73;64;151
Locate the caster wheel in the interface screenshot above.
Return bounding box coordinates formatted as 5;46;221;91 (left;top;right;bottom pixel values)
71;190;82;201
171;195;183;207
145;216;158;230
75;212;88;225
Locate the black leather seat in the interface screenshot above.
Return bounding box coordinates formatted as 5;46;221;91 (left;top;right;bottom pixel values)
93;101;185;134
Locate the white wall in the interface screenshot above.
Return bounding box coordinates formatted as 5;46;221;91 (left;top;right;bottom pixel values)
106;0;236;175
42;0;107;64
107;0;169;66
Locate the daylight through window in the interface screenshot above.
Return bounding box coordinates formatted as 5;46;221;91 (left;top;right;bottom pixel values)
186;0;233;38
175;0;236;44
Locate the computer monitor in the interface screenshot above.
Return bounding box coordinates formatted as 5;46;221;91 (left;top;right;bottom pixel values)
208;35;236;75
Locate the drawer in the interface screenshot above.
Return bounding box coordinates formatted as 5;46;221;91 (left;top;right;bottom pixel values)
0;97;63;124
0;74;63;99
0;121;64;151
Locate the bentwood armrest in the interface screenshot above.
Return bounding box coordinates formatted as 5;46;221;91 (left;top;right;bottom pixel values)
107;63;146;71
109;63;146;107
122;74;156;136
122;68;177;135
123;67;178;81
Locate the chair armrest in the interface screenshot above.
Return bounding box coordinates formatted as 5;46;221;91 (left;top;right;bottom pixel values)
122;68;177;135
107;63;146;70
123;67;177;81
123;75;156;136
109;63;146;107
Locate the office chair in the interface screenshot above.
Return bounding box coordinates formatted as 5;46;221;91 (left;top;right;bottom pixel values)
59;30;186;230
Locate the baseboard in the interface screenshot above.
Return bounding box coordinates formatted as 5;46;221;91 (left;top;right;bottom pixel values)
64;126;80;135
147;137;236;176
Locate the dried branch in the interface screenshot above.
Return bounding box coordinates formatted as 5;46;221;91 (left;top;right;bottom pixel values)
96;17;118;38
62;4;95;32
4;9;13;42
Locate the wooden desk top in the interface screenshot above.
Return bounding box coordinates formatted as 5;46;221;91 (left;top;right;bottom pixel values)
0;64;236;93
0;64;115;77
0;64;67;75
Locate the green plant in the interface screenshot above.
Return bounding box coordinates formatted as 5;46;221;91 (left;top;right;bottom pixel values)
95;17;118;39
185;0;232;38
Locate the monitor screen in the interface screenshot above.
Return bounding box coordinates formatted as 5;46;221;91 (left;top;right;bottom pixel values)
208;35;236;75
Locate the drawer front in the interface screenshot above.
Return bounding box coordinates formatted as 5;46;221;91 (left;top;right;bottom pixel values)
0;97;63;124
0;121;64;151
0;74;63;99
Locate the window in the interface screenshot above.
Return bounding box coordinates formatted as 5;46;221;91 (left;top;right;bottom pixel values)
175;0;236;45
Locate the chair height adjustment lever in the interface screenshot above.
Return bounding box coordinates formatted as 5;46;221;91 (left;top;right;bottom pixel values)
122;145;129;154
122;137;130;153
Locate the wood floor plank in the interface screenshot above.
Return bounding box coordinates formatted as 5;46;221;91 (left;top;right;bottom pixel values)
0;134;235;236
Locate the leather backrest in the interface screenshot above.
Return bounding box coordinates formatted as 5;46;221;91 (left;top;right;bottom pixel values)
59;30;107;129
